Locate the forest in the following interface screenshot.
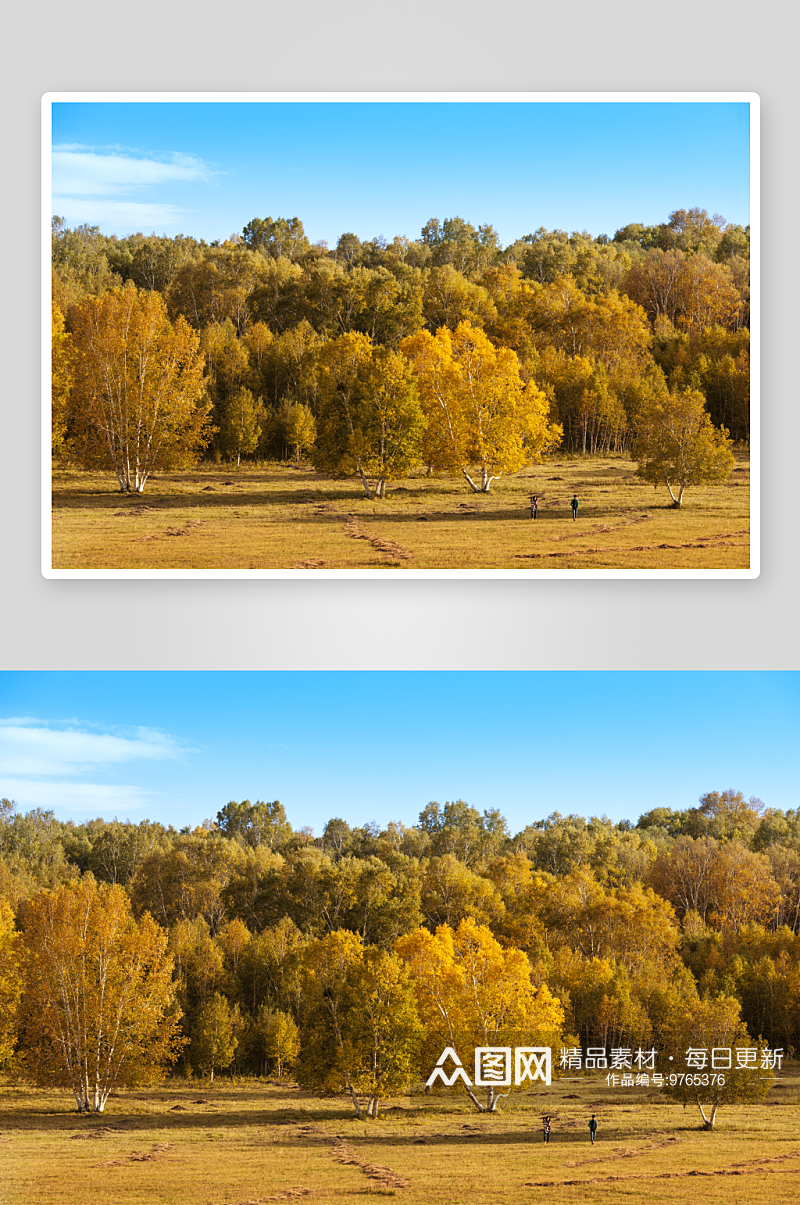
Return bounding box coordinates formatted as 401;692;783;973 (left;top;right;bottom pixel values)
51;207;749;502
0;786;794;1117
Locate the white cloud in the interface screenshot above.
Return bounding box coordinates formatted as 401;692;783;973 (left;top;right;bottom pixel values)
0;721;186;777
52;148;217;198
51;198;191;232
0;778;152;815
51;146;222;232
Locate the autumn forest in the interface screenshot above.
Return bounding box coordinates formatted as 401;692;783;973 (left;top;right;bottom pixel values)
0;785;794;1117
51;208;749;503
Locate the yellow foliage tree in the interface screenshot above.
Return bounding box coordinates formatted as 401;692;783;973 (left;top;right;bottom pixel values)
18;879;183;1112
420;854;505;930
396;917;564;1112
707;843;781;933
51;301;72;460
401;321;562;492
0;900;21;1065
69;285;212;493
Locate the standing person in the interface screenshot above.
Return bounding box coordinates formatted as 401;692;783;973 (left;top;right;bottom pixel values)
530;493;539;520
589;1115;598;1144
571;494;579;521
542;1115;552;1144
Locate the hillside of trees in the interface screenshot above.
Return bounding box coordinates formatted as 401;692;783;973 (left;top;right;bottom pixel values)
51;208;750;498
0;786;795;1105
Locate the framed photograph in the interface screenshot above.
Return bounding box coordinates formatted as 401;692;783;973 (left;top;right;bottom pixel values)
2;667;796;1190
43;92;758;579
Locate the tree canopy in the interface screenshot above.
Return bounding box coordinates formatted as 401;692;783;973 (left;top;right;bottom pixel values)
3;784;790;1122
52;206;747;497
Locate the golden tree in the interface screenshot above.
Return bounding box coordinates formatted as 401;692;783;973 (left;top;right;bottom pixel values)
51;301;72;460
0;901;21;1065
18;879;183;1112
396;917;564;1112
68;284;212;493
401;321;561;492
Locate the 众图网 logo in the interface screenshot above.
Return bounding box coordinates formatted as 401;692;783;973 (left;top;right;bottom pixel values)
426;1046;552;1088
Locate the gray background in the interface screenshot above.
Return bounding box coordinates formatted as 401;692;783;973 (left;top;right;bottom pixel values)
2;0;795;669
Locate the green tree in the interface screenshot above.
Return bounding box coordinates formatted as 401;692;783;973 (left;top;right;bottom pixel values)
215;800;293;851
283;402;317;463
218;387;265;466
191;991;238;1082
420;854;505;930
313;331;375;496
297;931;422;1119
129;831;245;932
661;995;773;1128
243;216;311;262
633;387;734;506
86;819;167;886
355;346;426;496
685;790;765;845
251;1006;300;1076
314;333;425;497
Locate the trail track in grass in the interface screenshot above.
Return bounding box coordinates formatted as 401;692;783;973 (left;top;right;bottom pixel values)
51;451;751;571
4;1068;800;1205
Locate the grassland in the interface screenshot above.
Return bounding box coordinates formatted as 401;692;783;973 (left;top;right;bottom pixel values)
50;452;751;572
2;1068;797;1205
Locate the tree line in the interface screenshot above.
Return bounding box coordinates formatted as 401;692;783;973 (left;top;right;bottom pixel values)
51;207;748;502
0;788;793;1119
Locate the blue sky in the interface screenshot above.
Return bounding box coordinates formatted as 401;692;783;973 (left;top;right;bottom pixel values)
50;100;751;247
0;672;793;834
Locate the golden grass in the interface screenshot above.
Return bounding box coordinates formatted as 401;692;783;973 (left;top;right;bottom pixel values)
51;452;751;572
2;1067;797;1205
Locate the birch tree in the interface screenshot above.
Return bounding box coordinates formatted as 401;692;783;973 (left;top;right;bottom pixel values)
51;301;72;460
68;284;212;493
314;333;425;497
18;879;183;1112
661;995;772;1128
296;931;422;1119
633;387;734;506
401;321;562;492
190;991;238;1082
396;917;564;1112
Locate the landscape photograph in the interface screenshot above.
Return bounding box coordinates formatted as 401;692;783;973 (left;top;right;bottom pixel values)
44;94;756;577
1;669;799;1204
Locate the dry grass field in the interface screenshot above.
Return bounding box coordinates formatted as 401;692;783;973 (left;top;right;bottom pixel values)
2;1068;797;1205
50;452;751;572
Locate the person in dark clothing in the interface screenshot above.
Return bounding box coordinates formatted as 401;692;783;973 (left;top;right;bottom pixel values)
571;495;579;521
530;494;539;520
589;1115;598;1143
542;1115;552;1143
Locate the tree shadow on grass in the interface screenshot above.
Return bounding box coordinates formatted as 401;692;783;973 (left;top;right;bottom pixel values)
51;488;362;512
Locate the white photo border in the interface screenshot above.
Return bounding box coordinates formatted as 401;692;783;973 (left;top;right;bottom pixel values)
42;91;760;581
